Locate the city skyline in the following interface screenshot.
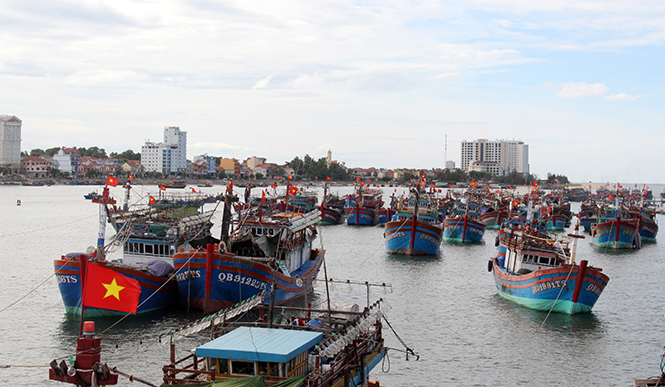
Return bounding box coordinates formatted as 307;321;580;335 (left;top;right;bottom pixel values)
2;1;664;183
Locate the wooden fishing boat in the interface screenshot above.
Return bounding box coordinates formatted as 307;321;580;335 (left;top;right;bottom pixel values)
443;199;485;243
54;187;183;317
344;185;383;226
161;181;187;189
173;194;323;313
384;188;443;255
162;296;395;387
489;224;609;314
591;215;639;249
319;184;345;225
54;185;217;317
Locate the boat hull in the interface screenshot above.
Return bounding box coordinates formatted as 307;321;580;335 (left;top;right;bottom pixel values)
384;219;443;256
54;257;179;317
591;218;638;249
377;208;397;226
545;214;567;231
173;248;324;312
345;207;379;226
320;206;344;225
443;215;485;243
491;258;609;314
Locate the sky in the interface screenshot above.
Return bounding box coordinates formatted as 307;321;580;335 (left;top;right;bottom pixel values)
1;0;664;184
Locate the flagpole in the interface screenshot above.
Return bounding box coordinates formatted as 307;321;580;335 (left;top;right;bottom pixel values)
79;255;88;336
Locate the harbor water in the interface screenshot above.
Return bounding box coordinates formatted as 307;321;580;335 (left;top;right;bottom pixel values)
2;184;665;386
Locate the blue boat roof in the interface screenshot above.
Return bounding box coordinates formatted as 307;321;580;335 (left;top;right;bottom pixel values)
196;327;323;363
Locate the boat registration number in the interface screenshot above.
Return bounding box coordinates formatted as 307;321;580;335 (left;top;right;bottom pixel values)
56;274;78;284
532;280;567;295
218;272;267;290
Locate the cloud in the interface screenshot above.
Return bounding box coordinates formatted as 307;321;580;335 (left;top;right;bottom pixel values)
252;73;276;89
66;69;148;86
604;93;642;101
551;82;608;99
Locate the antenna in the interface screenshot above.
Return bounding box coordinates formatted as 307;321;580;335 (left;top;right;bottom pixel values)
444;134;448;170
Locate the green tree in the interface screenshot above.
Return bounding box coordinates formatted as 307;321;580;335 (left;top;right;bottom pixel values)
45;147;61;156
30;149;45;157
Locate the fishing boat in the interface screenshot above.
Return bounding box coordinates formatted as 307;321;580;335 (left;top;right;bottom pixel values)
591;215;639;249
344;185;383;226
173;193;324;313
83;191;99;200
54;188;180;317
377;207;397;226
443;199;486;243
479;205;507;230
319;184;345;225
489;223;609;314
384;188;443;255
161;181;187;189
54;186;218;317
162;295;396;387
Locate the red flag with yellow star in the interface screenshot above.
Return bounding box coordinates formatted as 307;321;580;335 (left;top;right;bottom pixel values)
106;175;118;187
83;263;141;314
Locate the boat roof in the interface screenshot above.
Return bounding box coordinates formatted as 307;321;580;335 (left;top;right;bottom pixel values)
195;327;323;363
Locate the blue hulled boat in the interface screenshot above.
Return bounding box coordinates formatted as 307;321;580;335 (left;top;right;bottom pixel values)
443;199;485;243
384;188;443;256
344;185;383;226
490;224;609;314
173;195;323;313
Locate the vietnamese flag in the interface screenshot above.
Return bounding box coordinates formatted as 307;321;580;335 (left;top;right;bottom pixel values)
128;174;134;180
533;181;538;187
83;263;140;314
191;187;196;193
149;196;156;205
160;185;166;191
106;175;118;187
261;190;266;203
326;176;331;181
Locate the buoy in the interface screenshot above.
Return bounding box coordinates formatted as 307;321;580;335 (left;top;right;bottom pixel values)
16;199;21;206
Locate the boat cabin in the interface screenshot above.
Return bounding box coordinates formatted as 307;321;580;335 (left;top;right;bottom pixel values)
502;233;569;275
195;327;323;384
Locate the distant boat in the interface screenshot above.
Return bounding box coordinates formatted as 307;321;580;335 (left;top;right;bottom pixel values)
591;215;639;249
83;192;99;200
319;184;345;225
443;198;485;243
384;188;443;256
344;185;383;226
161;181;186;189
21;181;45;186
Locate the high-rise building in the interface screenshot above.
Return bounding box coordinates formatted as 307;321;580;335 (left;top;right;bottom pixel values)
0;115;22;170
141;126;188;175
460;139;529;176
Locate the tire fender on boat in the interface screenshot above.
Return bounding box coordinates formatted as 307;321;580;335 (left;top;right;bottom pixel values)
487;260;493;272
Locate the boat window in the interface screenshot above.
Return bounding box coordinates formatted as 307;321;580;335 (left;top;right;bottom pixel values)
231;360;255;375
217;359;229;375
258;362;268;376
539;257;550;265
270;363;279;377
145;244;153;255
139;244;144;254
255;228;263;236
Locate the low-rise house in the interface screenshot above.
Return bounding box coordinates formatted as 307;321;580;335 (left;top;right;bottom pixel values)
21;156;53;178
